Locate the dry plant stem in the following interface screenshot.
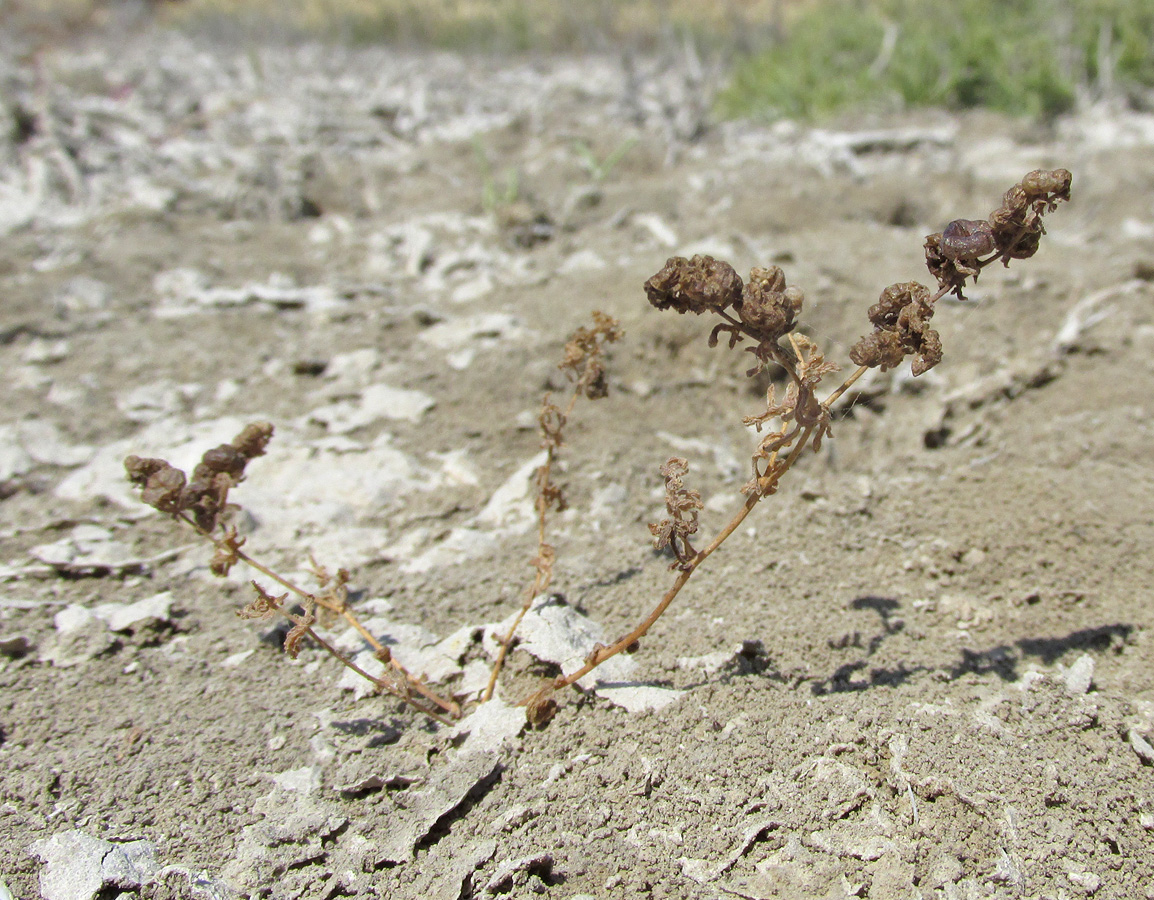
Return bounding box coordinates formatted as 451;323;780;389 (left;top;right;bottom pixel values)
543;222;1057;700
482;386;582;702
177;513;459;720
551;424;816;692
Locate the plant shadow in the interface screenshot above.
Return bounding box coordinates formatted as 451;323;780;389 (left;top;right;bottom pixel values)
810;595;1133;695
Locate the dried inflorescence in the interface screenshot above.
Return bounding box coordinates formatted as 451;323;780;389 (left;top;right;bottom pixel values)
645;254;743;316
644;256;805;358
125;422;274;532
649;457;704;568
124;421;458;723
925;168;1072;300
559;309;623;399
850;168;1072;377
741;334;838;495
483;313;622;704
849;281;943;376
738;266;804;343
123;171;1071;730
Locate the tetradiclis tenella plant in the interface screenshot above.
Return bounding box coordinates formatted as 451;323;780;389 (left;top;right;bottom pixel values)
125;169;1071;728
125;424;460;724
519;168;1071;725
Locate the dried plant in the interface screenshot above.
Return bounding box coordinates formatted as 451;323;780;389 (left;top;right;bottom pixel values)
521;168;1071;724
125;425;459;724
482;311;622;701
125;169;1070;731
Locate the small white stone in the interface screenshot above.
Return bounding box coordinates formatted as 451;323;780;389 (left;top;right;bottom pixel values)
1062;653;1095;694
54;605;95;635
1129;729;1154;765
1067;869;1101;893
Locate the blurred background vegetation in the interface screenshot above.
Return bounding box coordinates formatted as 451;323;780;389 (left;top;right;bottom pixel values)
5;0;1153;119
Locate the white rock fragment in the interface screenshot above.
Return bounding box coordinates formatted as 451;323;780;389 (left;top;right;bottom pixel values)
475;452;547;529
1060;653;1095;695
30;525;137;574
270;766;321;795
0;414;92;476
15;421;95;467
55;276;110;316
323;348;382;386
677;644;746;676
634;212;678;247
306;382;435;432
596;683;685;714
222;785;349;890
1064;865;1102;894
558;248;606;273
1129;729;1154;765
490;597;684;712
486;804;538;834
679;819;783;885
990;849;1022;885
0;426;33;481
0;634;33;658
398;453;544;573
54;605;96;635
431;449;480;486
93;591;173;632
222;649;255;668
417;312;526;352
396;527;496;575
116;381;198;423
450;695;526;756
805;828;896;861
154;269;340;316
30;829;159;900
457;658;494;701
21;339;70;364
494;598;634;689
482;852;554;894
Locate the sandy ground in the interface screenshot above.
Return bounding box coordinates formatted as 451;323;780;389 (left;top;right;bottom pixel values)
2;25;1154;900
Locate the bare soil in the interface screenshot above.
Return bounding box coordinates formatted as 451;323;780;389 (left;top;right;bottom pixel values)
2;25;1154;900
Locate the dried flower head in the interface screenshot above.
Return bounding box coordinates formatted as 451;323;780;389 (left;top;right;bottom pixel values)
124;422;276;533
124;456;187;514
238;582;285;621
736;266;803;343
926;168;1071;299
645;255;743;316
850;281;943;376
648;457;703;569
988;168;1072;262
559;311;622;399
525;688;559;727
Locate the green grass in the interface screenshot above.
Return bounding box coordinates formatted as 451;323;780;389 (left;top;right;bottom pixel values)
719;0;1154;120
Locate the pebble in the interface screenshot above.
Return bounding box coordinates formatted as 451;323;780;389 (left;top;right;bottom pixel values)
1061;653;1095;694
1129;729;1154;765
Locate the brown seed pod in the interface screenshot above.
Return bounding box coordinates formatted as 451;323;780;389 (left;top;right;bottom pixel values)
645;255;743;315
737;266;803;341
940;219;996;261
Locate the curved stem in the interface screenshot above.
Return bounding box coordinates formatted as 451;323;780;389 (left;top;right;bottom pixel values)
548;425;815;694
178;513;459;719
482;385;582;702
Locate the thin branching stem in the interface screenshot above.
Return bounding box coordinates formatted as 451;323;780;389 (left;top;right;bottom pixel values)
548;424;816;693
176;512;459;719
483;385;582;702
